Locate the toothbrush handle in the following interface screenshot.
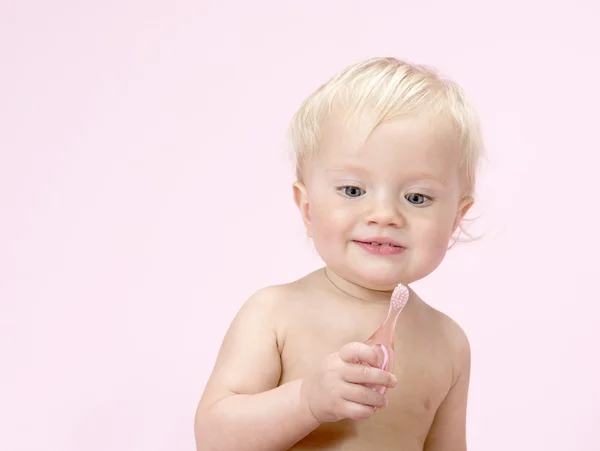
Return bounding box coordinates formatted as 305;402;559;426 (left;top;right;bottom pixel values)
362;343;391;395
368;343;390;372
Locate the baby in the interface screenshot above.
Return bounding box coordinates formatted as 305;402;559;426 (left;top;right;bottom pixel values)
194;57;483;451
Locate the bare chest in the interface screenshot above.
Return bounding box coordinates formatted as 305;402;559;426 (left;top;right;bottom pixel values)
278;302;453;450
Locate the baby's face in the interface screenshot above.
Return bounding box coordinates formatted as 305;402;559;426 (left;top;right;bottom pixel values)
295;114;472;291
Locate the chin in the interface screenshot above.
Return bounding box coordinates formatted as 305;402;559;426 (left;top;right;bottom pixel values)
355;259;439;289
353;269;409;291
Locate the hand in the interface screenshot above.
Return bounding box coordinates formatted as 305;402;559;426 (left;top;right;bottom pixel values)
300;342;397;423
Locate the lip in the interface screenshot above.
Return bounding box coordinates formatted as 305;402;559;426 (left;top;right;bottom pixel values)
353;238;406;256
354;237;405;247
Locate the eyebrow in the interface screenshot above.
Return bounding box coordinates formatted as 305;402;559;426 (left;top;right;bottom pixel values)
325;167;446;184
408;172;446;183
324;165;367;174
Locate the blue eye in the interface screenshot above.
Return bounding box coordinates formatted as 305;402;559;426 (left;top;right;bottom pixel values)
405;193;429;205
339;186;365;198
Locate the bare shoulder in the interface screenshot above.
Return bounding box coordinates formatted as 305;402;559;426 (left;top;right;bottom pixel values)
419;297;471;381
196;282;304;412
243;273;318;314
233;276;312;321
253;270;324;311
238;283;291;317
224;281;304;348
417;297;472;450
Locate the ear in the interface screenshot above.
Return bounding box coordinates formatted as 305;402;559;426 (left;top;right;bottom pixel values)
452;195;474;231
292;180;312;237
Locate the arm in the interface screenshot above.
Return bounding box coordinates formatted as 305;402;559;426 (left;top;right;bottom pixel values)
194;287;320;451
423;324;471;451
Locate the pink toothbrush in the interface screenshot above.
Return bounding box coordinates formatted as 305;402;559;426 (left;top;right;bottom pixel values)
363;283;409;395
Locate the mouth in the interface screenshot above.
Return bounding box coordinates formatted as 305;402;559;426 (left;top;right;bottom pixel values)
354;238;404;248
353;239;406;256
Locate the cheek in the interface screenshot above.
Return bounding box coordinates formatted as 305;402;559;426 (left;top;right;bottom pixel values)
411;214;455;250
410;223;451;276
309;203;356;240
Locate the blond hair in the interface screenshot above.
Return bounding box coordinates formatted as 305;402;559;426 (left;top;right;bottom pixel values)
287;57;484;243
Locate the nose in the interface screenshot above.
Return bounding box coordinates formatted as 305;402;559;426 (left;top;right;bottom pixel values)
364;196;405;228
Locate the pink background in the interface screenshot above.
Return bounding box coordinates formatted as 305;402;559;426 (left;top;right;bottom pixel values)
2;2;599;450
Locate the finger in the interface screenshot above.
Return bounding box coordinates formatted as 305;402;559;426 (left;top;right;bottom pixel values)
341;382;388;408
339;342;379;366
339;399;376;421
343;363;397;388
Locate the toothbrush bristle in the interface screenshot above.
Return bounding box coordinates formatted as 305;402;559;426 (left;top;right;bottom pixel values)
391;284;409;309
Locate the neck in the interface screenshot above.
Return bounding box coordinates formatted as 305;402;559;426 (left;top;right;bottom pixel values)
323;266;398;304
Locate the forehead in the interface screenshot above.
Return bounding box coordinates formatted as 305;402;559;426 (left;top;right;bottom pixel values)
315;114;462;178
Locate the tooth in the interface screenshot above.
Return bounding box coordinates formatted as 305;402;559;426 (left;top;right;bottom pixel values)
381;243;390;247
370;242;378;245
